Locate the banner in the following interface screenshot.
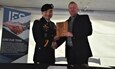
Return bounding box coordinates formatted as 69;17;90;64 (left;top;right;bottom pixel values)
0;7;31;63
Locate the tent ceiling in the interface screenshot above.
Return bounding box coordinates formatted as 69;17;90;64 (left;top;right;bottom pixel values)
0;0;115;11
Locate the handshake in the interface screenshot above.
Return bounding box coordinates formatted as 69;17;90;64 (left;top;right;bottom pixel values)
52;32;73;49
3;21;24;35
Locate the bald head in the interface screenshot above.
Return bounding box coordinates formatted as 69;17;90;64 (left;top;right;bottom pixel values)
68;1;79;16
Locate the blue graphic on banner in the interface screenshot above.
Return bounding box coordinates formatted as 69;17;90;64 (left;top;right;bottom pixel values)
3;7;30;22
0;7;31;63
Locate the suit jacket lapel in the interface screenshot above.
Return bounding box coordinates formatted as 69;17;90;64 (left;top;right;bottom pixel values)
72;14;80;32
67;14;80;33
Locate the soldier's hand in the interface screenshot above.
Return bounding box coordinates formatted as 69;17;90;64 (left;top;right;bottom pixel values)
51;41;57;49
54;36;60;41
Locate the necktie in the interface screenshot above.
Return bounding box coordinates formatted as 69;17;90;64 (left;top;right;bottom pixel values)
67;17;75;47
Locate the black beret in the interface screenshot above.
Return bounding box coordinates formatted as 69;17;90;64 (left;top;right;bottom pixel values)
41;4;54;12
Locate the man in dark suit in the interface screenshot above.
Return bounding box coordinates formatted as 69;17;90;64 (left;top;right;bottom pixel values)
55;1;93;67
32;4;57;65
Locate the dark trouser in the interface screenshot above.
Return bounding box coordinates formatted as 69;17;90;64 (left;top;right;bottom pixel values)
67;64;89;69
34;61;54;69
67;57;89;69
34;62;49;69
67;56;88;64
34;61;54;65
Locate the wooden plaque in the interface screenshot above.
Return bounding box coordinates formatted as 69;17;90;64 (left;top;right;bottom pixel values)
56;21;68;37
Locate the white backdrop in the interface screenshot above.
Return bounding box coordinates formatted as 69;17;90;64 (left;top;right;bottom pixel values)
88;12;115;66
0;8;3;50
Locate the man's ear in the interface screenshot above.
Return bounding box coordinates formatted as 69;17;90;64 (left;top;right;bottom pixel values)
42;12;45;17
41;12;44;15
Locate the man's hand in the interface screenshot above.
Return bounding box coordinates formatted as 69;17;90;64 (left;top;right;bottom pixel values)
62;32;73;37
51;41;57;49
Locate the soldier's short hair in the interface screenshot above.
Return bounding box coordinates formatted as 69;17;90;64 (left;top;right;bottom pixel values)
41;4;54;12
